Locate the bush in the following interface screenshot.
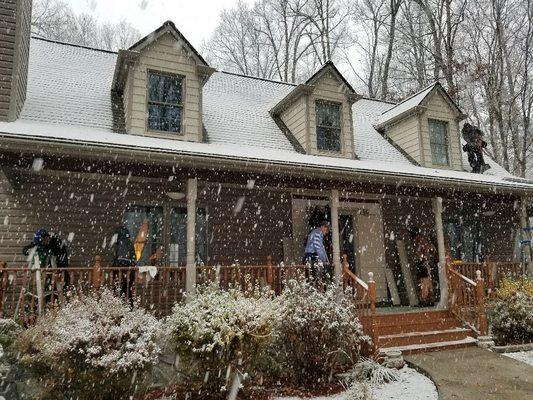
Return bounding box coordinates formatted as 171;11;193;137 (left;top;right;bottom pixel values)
164;283;278;392
10;289;161;400
0;318;21;347
273;280;367;386
488;276;533;345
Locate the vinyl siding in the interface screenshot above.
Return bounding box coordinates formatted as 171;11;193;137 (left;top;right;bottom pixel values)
308;73;354;158
280;95;308;149
385;115;422;163
124;33;203;141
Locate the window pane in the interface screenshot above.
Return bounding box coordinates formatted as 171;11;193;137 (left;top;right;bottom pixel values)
316;101;341;152
429;120;449;164
148;73;182;104
316;102;341;128
169;207;208;266
122;206;163;265
317;127;341;152
148;104;182;133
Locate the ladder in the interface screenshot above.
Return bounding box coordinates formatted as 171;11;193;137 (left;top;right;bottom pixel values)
520;225;533;275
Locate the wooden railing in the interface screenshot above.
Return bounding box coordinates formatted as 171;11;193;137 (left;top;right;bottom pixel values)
196;256;310;295
447;267;488;336
341;255;377;345
0;258;187;325
452;260;525;292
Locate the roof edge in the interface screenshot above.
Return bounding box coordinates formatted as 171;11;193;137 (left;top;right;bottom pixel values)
128;20;209;67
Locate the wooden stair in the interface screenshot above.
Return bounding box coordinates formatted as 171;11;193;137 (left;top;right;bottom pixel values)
369;310;478;355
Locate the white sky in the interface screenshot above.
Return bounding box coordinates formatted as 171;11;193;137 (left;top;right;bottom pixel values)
65;0;253;48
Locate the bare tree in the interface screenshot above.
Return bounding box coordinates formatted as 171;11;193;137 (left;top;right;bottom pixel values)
31;0;141;50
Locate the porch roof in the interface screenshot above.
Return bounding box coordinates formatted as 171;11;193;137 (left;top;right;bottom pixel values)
1;118;533;194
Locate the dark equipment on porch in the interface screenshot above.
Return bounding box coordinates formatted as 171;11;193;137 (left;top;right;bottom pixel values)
462;123;491;174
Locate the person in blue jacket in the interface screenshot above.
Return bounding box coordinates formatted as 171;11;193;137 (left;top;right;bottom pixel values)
303;221;331;284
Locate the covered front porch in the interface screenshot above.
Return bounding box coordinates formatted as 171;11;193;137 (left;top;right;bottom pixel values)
0;150;529;351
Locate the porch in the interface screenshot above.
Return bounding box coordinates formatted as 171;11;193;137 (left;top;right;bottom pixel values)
0;154;530;352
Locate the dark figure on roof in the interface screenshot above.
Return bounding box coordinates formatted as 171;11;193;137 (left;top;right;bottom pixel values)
462;123;491;174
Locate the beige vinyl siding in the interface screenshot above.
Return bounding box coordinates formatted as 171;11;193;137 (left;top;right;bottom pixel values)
280;95;308;150
385;114;422;163
125;33;202;141
308;73;354;158
420;91;462;170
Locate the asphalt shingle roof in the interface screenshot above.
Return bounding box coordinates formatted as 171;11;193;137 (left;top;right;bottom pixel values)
2;37;513;182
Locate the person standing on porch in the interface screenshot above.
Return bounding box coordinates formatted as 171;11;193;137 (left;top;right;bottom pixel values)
409;227;437;306
303;221;331;285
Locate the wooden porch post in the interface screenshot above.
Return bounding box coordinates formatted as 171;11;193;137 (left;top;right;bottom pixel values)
476;270;488;336
433;197;449;309
186;178;197;295
519;198;533;275
330;189;341;282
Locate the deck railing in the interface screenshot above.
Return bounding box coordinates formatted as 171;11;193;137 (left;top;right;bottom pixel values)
447;267;488;336
451;260;526;293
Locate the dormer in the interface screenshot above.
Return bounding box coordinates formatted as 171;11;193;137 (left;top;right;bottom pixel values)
112;21;215;141
271;62;360;158
374;83;467;170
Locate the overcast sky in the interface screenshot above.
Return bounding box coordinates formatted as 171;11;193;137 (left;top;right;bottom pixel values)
66;0;252;48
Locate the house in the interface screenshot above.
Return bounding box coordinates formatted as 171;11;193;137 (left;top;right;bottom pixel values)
0;1;531;352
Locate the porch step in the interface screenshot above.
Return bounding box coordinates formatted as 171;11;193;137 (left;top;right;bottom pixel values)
377;327;471;348
379;336;478;355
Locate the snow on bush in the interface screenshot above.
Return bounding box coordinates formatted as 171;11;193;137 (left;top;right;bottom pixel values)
273;280;368;386
0;318;20;347
164;283;278;392
488;276;533;345
351;358;399;386
10;289;161;400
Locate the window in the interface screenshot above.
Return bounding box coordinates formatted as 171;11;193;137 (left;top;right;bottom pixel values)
147;72;183;133
316;101;341;152
122;206;163;265
444;219;482;262
429;119;449;165
169;207;208;266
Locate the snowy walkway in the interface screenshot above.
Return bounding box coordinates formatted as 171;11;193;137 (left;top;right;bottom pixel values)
407;347;533;400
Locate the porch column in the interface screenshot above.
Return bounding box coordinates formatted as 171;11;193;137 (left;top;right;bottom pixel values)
433;197;449;309
519;198;533;274
186;178;197;295
330;189;341;281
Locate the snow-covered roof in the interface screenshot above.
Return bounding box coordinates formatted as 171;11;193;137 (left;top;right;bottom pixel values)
0;37;526;192
376;83;436;126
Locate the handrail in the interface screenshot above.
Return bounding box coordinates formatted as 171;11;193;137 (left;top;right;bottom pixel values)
448;268;477;286
343;265;369;292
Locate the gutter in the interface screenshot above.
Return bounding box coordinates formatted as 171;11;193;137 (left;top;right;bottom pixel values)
0;133;531;196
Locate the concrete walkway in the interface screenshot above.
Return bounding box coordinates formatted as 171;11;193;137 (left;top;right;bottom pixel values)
406;347;533;400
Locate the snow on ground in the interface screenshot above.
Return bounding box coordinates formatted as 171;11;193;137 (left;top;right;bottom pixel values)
502;350;533;367
276;366;438;400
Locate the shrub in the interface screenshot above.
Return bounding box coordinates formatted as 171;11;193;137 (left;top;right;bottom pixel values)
10;289;161;400
273;280;368;386
351;358;399;386
488;276;533;345
164;283;278;392
0;318;21;347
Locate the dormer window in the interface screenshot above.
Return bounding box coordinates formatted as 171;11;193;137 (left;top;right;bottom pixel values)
316;100;341;152
429;119;449;165
147;71;184;133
